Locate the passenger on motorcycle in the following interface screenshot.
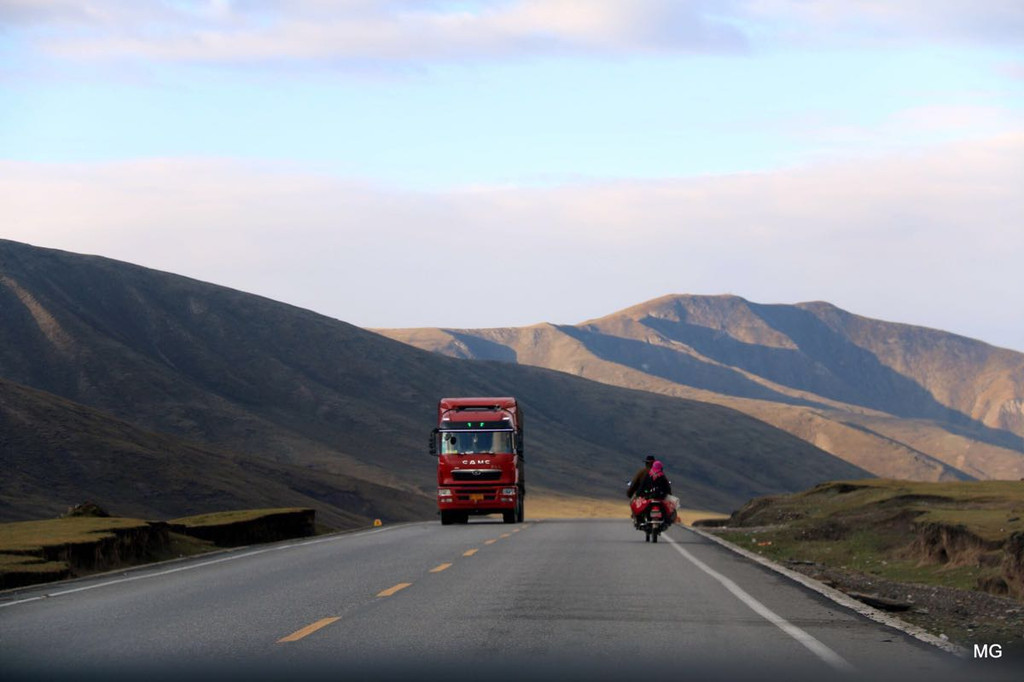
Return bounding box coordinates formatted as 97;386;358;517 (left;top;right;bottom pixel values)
638;460;678;524
639;460;671;499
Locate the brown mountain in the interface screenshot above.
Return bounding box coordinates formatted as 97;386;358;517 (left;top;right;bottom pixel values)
0;241;867;523
377;294;1024;481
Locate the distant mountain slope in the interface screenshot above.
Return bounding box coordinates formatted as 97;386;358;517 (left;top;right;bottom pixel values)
377;294;1024;481
0;378;426;527
0;240;867;522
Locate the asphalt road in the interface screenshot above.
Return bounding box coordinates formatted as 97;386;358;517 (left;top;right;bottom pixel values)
1;520;1019;681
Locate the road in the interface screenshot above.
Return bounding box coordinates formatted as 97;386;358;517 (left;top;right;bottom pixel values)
1;520;1018;681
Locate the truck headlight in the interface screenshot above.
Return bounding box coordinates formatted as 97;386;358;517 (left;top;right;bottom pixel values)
438;489;453;497
501;488;517;496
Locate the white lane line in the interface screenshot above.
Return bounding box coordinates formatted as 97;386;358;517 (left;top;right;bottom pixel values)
0;525;400;609
664;533;854;673
687;526;966;657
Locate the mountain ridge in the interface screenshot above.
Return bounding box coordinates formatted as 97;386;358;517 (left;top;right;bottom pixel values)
377;293;1024;481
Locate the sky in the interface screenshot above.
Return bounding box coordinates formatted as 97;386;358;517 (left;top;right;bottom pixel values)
1;1;1022;350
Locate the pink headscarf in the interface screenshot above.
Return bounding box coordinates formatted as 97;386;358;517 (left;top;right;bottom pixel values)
650;460;664;478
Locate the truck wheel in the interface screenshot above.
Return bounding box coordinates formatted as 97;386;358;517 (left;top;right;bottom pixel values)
503;510;515;524
441;511;455;525
515;497;524;523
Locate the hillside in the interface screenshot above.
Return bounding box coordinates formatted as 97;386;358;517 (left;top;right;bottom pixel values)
0;240;867;523
0;378;424;528
377;294;1024;481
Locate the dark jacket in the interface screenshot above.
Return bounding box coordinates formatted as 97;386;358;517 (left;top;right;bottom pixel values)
627;465;651;498
638;472;672;500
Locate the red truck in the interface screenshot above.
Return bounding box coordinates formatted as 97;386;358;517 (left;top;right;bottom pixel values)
429;397;525;525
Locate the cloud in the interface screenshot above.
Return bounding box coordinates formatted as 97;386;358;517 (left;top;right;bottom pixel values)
999;60;1024;80
2;135;1022;349
8;0;1018;66
12;0;747;64
743;0;1024;47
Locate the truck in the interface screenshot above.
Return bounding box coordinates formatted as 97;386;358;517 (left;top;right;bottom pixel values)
429;397;525;525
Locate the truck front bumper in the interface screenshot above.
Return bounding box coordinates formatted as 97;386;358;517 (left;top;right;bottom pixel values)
438;486;518;513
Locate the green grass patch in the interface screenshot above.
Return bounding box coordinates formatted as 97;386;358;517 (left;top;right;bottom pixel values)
915;508;1024;542
722;479;1024;597
720;527;1003;592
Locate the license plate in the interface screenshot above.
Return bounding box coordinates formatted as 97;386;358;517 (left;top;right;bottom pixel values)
469;494;484;502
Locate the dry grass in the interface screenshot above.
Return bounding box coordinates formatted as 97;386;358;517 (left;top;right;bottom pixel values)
0;553;66;573
0;510;306;587
526;494;728;526
0;517;156;587
0;517;152;553
676;509;731;526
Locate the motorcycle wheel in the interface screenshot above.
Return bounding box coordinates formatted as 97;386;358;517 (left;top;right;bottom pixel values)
644;530;650;542
652;530;659;543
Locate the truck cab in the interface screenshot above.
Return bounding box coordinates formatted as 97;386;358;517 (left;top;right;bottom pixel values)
430;397;524;525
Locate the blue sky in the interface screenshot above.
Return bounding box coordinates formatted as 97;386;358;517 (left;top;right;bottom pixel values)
2;1;1023;349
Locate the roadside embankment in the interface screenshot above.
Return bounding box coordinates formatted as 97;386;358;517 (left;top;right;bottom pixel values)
0;507;317;590
168;508;316;547
722;479;1024;598
706;479;1024;650
0;517;169;589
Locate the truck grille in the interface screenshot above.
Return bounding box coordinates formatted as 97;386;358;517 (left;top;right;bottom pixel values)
452;469;503;481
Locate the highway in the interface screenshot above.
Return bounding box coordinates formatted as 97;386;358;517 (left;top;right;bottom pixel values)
1;520;1017;681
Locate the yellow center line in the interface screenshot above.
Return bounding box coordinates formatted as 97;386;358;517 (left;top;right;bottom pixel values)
463;549;479;556
277;617;340;643
377;582;413;597
500;533;511;538
430;563;453;573
512;529;520;533
484;539;497;545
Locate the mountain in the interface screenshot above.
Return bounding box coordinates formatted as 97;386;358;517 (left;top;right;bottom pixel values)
0;240;867;523
0;378;425;527
377;294;1024;482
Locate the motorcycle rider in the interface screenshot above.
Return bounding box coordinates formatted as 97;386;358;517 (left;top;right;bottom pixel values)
627;455;656;499
627;456;655;528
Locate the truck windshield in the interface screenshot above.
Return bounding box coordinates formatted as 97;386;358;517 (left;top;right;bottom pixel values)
440;431;513;455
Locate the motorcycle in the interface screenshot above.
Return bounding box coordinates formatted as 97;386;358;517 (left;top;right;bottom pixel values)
630;494;678;543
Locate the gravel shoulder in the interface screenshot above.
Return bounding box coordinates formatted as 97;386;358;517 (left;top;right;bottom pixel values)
782;559;1024;655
